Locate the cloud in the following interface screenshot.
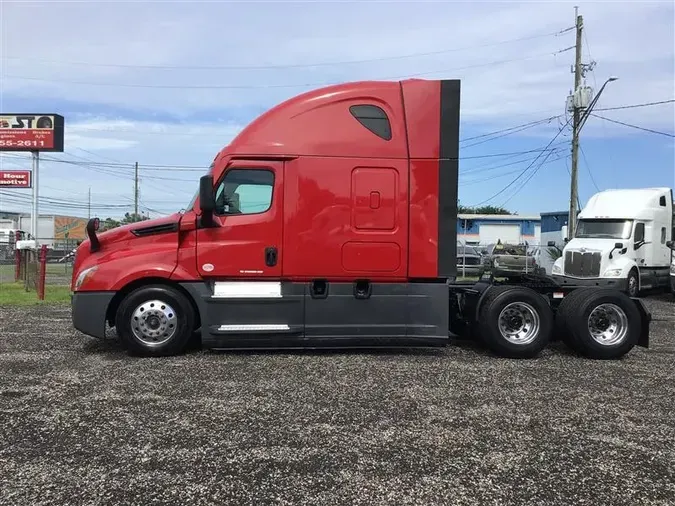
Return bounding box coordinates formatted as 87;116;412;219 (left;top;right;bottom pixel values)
0;0;672;218
1;1;673;126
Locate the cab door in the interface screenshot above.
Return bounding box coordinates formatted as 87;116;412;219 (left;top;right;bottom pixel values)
196;160;283;278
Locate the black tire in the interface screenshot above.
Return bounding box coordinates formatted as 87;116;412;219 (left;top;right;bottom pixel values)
554;287;597;351
626;269;639;298
476;285;553;358
115;284;195;357
559;288;641;359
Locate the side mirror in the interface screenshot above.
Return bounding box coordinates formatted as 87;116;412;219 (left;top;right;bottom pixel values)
609;242;624;259
199;175;215;226
667;240;674;250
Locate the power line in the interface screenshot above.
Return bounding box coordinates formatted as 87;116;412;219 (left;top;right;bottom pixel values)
0;191;133;210
595;99;675;111
499;146;565;208
579;144;600;192
590;113;675;138
0;28;573;70
461;154;567;186
461;144;568;175
460;116;561;147
1;145;570;174
468;115;573;207
3;48;574;90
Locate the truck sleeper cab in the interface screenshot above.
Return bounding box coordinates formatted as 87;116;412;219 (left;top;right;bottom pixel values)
552;188;674;298
71;78;652;360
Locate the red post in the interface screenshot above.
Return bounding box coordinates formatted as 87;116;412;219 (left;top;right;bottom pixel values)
38;244;48;301
13;231;22;282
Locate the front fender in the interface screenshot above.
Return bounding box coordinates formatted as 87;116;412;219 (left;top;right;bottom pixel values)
603;257;637;277
75;247;179;292
110;266;176;291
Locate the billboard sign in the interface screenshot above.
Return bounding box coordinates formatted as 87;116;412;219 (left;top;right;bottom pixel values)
0;114;65;152
0;170;32;188
54;216;87;241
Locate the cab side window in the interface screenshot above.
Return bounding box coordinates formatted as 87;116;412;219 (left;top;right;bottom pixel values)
214;168;275;216
634;222;645;243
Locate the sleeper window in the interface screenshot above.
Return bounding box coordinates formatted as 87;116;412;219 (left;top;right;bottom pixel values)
214;169;274;215
349;105;392;141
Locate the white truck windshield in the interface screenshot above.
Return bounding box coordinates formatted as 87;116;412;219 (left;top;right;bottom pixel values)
575;219;633;239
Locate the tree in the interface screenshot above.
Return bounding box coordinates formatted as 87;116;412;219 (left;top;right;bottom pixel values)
102;217;121;230
121;212;149;224
457;200;513;215
101;212;149;231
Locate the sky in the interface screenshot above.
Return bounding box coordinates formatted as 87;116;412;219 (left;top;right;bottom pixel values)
0;0;673;220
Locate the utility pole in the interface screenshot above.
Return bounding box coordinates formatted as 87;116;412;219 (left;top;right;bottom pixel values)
134;162;139;218
568;6;583;240
31;151;39;246
87;187;91;219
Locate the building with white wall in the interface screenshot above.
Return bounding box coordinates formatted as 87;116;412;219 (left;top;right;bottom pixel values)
457;214;541;246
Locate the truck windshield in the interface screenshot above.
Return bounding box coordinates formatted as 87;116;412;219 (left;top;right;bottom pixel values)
575;219;633;239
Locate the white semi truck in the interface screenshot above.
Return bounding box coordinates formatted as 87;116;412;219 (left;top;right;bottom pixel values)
670;245;675;296
552;187;674;298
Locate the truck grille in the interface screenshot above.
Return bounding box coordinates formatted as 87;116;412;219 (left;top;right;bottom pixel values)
564;250;601;278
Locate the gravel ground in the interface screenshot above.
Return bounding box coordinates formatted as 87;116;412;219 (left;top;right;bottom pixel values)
0;294;674;506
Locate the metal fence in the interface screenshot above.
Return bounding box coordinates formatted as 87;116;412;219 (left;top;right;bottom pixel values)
0;237;75;287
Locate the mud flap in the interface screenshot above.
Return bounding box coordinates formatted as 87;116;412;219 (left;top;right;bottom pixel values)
632;298;651;348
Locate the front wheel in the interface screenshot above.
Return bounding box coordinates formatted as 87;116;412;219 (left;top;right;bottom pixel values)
476;285;553;358
626;269;639;298
115;284;196;357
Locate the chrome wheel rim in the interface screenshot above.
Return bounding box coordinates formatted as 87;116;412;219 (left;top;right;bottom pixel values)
628;275;638;296
587;303;628;346
130;299;178;346
498;302;541;345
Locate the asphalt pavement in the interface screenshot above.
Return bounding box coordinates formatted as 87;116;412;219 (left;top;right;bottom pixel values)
0;294;674;506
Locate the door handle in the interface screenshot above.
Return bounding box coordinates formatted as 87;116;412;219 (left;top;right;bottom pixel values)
265;246;278;267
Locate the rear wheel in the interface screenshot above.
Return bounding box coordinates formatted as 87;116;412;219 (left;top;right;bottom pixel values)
556;288;640;359
554;287;595;350
477;285;553;358
115;284;195;357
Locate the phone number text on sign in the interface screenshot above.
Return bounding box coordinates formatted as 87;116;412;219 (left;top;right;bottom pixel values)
0;113;65;152
0;170;32;188
0;130;54;149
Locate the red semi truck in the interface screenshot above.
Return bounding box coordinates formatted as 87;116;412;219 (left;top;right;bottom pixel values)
70;78;651;359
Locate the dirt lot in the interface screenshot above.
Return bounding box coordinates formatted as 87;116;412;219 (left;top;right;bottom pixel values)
1;294;674;506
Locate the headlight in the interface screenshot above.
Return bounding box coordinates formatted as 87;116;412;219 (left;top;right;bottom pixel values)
603;268;623;277
552;264;562;274
670;264;675;275
493;259;499;267
74;266;98;290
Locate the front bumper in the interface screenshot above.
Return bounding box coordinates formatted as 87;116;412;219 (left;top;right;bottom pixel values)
71;291;115;339
551;274;628;292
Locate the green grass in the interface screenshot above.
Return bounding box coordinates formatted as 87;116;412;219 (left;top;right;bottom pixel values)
0;281;71;306
0;262;72;305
